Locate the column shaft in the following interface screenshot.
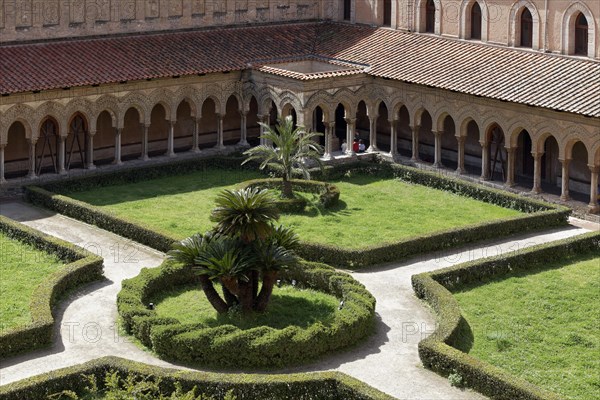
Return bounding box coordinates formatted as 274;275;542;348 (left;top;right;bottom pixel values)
216;115;225;150
239;112;248;145
480;142;490;180
411;126;420;161
532;152;543;193
560;159;570;201
141;125;150;160
87;133;96;170
322;124;333;160
589;166;599;213
0;144;6;184
192;118;201;153
114;128;123;165
345;118;356;156
58;136;67;174
389;120;398;157
367;116;378;152
505;148;515;187
167;121;176;157
28;139;37;179
456;136;465;174
433;131;443;167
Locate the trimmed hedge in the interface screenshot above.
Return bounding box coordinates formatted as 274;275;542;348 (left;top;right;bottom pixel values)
117;260;376;369
238;178;341;210
0;216;104;359
25;156;570;268
0;356;395;400
411;231;600;400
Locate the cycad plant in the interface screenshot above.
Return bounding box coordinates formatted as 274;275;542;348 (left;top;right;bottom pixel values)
242;115;323;198
167;188;300;315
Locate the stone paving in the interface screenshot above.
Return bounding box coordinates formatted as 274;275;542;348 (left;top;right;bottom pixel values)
0;201;595;399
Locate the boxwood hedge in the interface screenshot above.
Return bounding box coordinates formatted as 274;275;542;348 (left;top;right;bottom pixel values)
411;230;600;400
117;260;376;369
0;356;395;400
24;156;570;268
0;216;104;359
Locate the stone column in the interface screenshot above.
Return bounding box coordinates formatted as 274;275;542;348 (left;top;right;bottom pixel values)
367;115;378;152
456;136;466;174
167;121;176;157
257;114;268;146
389;119;398;157
87;132;96;170
141;124;150;161
433;130;443;168
322;123;333;160
216;114;225;150
589;165;599;213
28;138;37;179
505;147;516;187
480;141;490;180
345;118;356;156
0;144;6;184
58;135;67;175
411;125;420;161
531;152;543;194
191;118;201;153
560;158;570;201
113;128;123;165
239;111;249;146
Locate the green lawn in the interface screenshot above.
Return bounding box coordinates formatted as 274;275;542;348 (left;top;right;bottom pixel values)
0;232;64;332
66;169;522;248
153;284;339;330
453;254;600;400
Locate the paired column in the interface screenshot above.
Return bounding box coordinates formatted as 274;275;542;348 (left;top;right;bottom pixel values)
141;124;150;161
27;138;37;179
589;165;599;213
87;132;96;170
433;130;443;168
216;114;225;150
0;144;6;184
531;152;543;194
257;114;269;146
480;141;490;180
345;118;356;156
113;128;123;165
58;135;67;175
411;125;420;161
560;159;570;201
505;147;516;187
167;121;176;157
389;119;398;157
322;123;333;160
456;136;465;174
367;115;378;152
239;111;249;146
191;118;201;153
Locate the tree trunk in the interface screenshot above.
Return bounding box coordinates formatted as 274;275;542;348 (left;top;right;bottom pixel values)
281;177;294;199
251;270;259;302
220;276;239;297
254;270;278;312
222;285;238;307
237;279;254;314
199;275;229;314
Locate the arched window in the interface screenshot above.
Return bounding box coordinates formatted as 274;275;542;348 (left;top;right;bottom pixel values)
425;0;436;33
471;2;482;40
575;12;588;55
520;8;533;47
343;0;351;21
383;0;392;27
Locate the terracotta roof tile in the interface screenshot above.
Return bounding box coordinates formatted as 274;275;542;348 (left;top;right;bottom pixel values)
1;22;598;118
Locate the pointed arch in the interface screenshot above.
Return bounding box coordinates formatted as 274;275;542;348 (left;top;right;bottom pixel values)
562;2;596;57
509;0;540;49
416;0;442;34
460;0;489;41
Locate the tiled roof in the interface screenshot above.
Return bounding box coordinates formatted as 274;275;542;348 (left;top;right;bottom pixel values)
1;22;599;118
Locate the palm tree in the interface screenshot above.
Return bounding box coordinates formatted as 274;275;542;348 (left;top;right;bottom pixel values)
167;233;229;314
242;115;323;199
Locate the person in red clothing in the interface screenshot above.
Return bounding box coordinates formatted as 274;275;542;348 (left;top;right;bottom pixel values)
352;138;359;153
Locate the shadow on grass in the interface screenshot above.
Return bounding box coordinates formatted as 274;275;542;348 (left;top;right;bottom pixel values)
65;169;264;206
154;284;339;331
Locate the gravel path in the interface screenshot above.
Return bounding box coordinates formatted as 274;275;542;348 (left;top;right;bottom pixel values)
0;201;592;399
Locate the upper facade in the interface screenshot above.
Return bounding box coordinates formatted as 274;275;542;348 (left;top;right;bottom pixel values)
1;1;598;61
347;0;599;59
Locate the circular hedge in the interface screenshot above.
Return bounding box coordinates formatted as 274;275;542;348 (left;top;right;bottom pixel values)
238;178;340;212
117;260;375;369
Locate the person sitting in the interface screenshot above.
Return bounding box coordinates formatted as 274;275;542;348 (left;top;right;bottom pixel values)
352;139;360;153
358;139;366;153
341;139;347;153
